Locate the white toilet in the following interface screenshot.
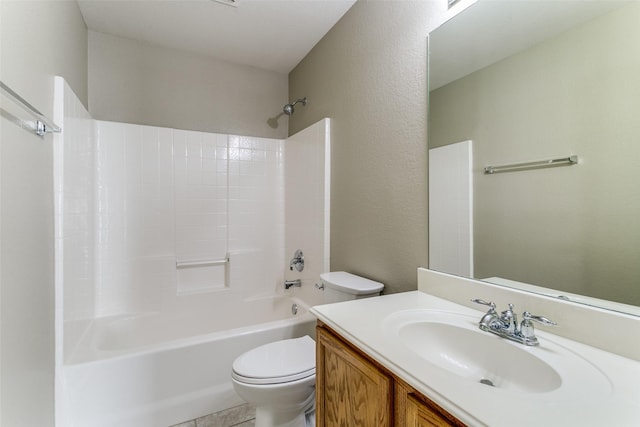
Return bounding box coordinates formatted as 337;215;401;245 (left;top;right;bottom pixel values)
231;271;384;427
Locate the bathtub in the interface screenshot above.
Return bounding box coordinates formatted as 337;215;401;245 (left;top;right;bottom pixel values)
59;295;316;427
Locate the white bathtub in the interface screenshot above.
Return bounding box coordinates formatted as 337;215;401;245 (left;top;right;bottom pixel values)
59;295;316;427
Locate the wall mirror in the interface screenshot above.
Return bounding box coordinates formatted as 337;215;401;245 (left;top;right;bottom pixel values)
428;0;640;315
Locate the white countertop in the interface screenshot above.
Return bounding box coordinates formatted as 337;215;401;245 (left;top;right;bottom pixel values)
311;291;640;427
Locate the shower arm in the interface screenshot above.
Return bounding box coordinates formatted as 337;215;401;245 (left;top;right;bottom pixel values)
291;98;307;107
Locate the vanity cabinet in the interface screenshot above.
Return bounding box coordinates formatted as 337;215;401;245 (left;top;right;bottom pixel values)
316;321;393;426
316;322;466;427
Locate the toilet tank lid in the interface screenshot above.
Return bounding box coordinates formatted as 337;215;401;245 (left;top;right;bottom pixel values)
320;271;384;295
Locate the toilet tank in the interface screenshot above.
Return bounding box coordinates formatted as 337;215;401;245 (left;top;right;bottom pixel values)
320;271;384;304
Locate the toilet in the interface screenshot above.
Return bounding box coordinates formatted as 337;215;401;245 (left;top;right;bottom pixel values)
231;271;384;427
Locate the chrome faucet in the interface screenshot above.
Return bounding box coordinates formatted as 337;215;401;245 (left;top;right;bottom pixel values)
284;279;302;290
499;303;518;334
472;299;556;346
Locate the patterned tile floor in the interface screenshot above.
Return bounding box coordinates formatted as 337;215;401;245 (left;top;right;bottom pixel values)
170;403;255;427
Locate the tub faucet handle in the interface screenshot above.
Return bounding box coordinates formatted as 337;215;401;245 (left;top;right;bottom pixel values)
289;249;304;272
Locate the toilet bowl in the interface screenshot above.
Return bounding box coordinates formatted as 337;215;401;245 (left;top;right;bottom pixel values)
231;272;384;427
231;336;316;427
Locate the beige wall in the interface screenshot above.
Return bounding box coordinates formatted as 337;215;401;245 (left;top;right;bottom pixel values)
0;1;87;426
88;31;289;139
430;3;640;305
289;0;448;294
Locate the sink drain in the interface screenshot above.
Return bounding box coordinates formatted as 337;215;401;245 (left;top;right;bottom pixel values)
479;378;495;387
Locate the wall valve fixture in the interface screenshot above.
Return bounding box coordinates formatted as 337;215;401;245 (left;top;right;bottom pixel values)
289;249;304;272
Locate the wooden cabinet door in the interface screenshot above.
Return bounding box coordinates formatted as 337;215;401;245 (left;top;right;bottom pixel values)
405;394;456;427
316;325;393;427
396;378;466;427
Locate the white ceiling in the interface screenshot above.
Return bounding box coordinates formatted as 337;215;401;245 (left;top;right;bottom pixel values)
77;0;356;74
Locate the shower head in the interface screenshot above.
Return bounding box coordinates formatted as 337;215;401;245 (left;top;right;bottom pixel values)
283;103;294;116
283;97;307;116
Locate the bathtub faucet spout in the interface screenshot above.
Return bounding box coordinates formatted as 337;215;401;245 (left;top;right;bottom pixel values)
284;279;302;290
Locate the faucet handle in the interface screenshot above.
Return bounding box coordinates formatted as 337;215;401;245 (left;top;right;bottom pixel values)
471;299;496;312
520;311;556;343
522;311;557;326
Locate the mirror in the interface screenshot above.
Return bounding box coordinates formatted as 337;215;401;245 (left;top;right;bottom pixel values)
428;0;640;315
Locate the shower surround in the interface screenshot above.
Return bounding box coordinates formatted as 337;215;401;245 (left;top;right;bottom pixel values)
53;78;330;426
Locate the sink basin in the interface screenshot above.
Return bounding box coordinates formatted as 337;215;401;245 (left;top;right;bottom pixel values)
382;310;610;395
398;320;560;392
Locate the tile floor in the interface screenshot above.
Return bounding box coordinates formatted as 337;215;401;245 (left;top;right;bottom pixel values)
170;403;255;427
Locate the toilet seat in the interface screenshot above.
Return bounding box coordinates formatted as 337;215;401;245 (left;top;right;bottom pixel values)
232;336;315;385
231;368;315;385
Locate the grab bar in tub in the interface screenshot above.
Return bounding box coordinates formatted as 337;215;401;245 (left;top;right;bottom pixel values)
176;258;229;268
